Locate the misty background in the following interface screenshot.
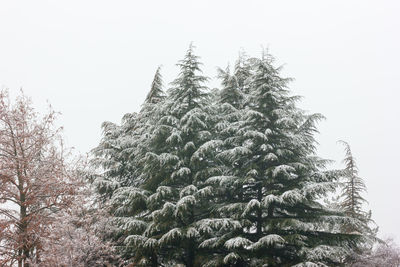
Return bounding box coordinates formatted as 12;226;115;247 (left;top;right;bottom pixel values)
0;0;399;242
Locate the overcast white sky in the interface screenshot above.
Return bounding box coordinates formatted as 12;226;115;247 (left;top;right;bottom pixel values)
1;0;399;242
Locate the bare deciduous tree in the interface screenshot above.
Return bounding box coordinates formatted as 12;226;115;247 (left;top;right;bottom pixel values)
31;194;123;266
350;238;400;267
0;90;79;267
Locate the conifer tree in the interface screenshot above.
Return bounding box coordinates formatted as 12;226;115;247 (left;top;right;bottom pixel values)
133;44;216;267
233;50;252;93
217;65;244;110
200;52;366;266
94;44;218;266
92;66;166;192
91;67;167;265
337;140;376;255
92;47;373;267
145;66;165;104
338;140;367;220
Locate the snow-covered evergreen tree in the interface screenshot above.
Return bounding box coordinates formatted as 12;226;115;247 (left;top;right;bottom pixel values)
233;50;252;93
94;44;218;266
335;140;378;264
134;44;217;267
338;140;368;221
91;66;166;192
217;65;244;110
199;52;367;266
92;47;374;267
91;66;167;265
145;66;165;104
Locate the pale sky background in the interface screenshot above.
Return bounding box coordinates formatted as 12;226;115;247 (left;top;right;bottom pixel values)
0;1;399;242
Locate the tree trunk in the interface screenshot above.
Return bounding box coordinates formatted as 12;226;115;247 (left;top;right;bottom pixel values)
20;187;29;267
151;252;158;267
18;249;22;267
268;204;274;218
256;185;263;237
186;239;195;267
